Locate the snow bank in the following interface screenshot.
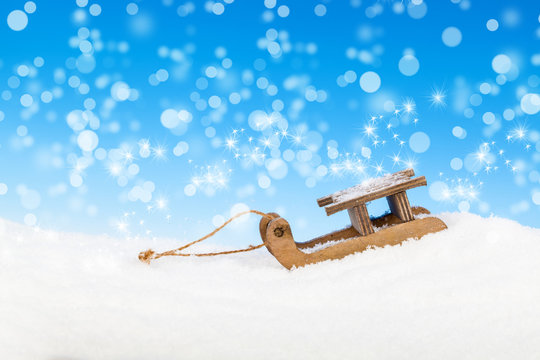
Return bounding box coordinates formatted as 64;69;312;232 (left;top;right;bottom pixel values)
1;213;540;360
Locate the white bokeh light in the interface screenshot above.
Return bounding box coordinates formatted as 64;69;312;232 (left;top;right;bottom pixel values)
359;71;381;93
264;0;276;9
77;130;99;152
486;19;499;31
277;5;290;17
212;3;225;15
7;10;28;31
20;94;33;107
20;188;41;210
450;158;463;170
184;184;196;196
429;181;449;201
458;201;470;212
24;213;37;226
398;55;420;76
70;173;84;187
314;4;327;17
89;4;102;16
126;3;138;15
452;126;467;139
409;132;430;153
520;93;540;115
24;1;37;14
160;109;180;129
258;175;271;189
407;2;427;19
110;81;131;101
266;159;288;179
442;27;462;47
492;54;512;74
532;191;540;206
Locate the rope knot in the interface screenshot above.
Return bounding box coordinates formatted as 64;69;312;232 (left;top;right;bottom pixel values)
138;249;156;264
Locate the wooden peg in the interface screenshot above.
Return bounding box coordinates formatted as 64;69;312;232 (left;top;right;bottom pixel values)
386;191;413;222
347;203;374;236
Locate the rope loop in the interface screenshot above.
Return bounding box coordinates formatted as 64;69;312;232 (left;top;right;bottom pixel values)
138;210;275;265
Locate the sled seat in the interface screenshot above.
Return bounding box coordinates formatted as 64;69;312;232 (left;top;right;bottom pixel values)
316;169;427;236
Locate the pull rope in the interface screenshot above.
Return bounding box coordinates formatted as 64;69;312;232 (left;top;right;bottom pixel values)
138;210;275;265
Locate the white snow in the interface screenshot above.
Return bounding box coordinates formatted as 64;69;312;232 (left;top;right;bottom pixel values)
330;171;413;205
1;213;540;359
301;238;349;254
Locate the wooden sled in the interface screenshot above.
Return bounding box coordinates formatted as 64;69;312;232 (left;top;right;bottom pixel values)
259;169;447;269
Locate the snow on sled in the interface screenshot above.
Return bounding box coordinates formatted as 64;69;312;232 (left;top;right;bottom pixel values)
259;169;448;269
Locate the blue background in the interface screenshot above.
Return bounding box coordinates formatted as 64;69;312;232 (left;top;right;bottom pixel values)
0;0;538;246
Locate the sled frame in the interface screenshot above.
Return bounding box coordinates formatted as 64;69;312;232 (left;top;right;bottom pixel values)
260;169;447;269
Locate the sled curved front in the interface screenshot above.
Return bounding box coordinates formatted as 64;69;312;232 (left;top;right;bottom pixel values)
261;208;447;269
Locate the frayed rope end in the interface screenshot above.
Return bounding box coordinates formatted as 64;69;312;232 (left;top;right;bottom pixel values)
138;249;156;265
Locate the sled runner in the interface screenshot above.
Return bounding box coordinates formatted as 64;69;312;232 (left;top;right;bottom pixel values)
259;169;447;269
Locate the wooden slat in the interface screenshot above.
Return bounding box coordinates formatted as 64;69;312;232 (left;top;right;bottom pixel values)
316;168;415;207
387;191;413;222
325;176;427;216
347;204;374;236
